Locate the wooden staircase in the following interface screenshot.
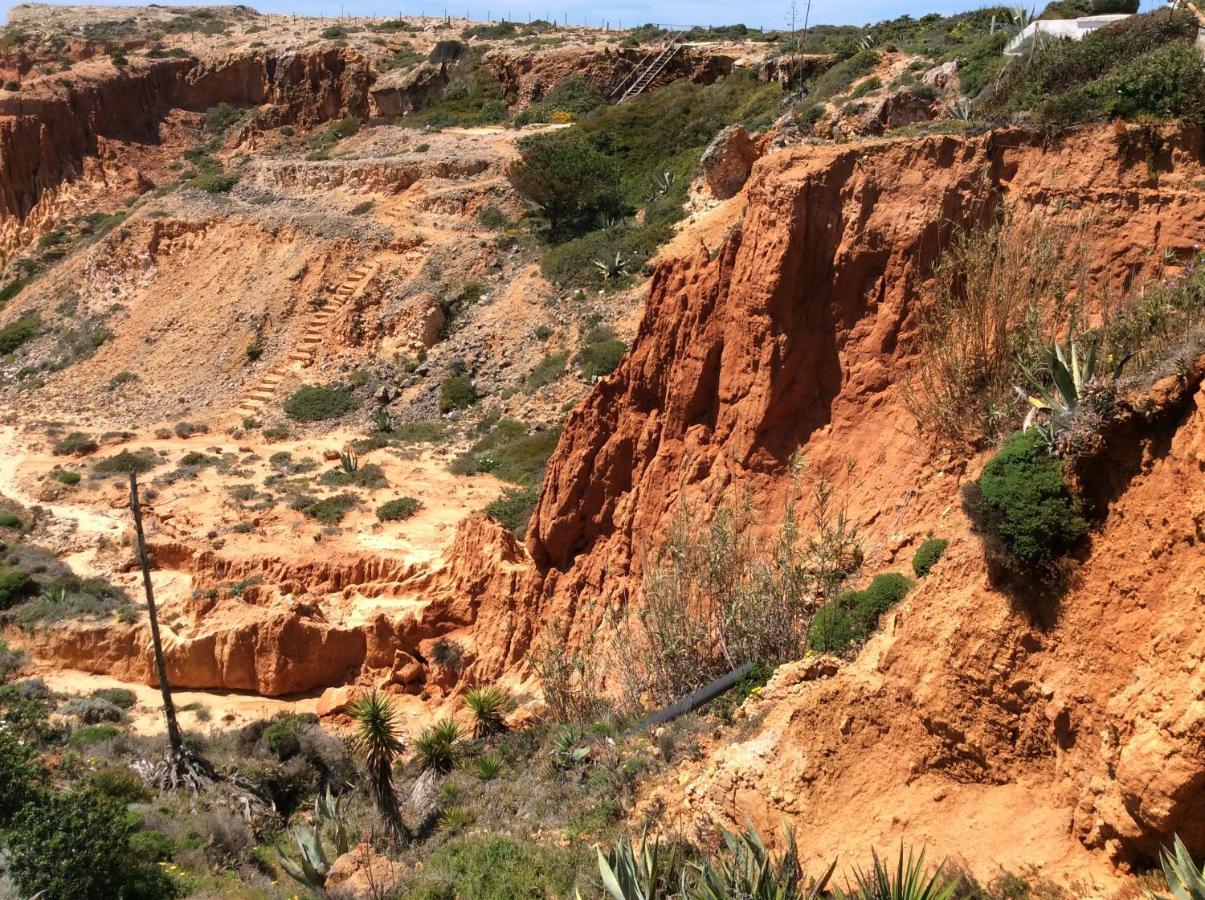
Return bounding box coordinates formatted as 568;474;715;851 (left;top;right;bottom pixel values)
236;261;379;421
612;32;685;104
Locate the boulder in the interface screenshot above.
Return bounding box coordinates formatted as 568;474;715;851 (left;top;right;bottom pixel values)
326;845;405;899
923;60;958;90
700;125;758;200
862;89;934;134
370;62;450;117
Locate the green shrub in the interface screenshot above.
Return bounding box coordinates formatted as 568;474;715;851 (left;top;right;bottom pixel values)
987;9;1203;124
69;724;121;746
911;538;949;577
400;836;580;900
808;601;855;654
454;418;561;485
189;171;239;193
0;731;40;820
439;374;478;413
284;384;356;422
79;765;152;804
92;687;137;709
5;789;177;900
377;497;422;521
526;352;566;391
391;420;447;443
55;470;82;485
579;337;628;378
0;512;22;530
0;312;41;354
513;75;602;125
485;485;540;537
0;568;34;609
203;101;243;133
128;829;175;863
319;462;388;489
321;24;348;39
13;574;128;627
92;448;161;477
849;573;912;637
297;492;358;525
972;430;1087;565
0;276;31;305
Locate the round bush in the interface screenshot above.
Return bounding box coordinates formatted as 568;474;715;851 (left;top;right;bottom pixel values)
377;497;422;521
439;375;478;413
284;385;356;423
808;602;855;654
850;573;912;638
911;537;948;577
975;430;1087;565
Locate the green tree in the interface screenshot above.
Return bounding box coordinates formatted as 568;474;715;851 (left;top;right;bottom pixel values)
507;132;622;237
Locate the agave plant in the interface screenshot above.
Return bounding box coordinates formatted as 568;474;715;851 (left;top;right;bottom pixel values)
349;690;409;847
594;252;628;283
595;831;689;900
464;685;513;738
1020;334;1130;448
689;825;835;900
549;724;590;770
277;786;352;892
372;407;393;434
413;718;463;774
339;445;359;473
648;170;675;201
842;845;956;900
1146;835;1205;900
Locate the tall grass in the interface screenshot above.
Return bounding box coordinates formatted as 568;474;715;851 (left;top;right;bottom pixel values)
904;212;1085;451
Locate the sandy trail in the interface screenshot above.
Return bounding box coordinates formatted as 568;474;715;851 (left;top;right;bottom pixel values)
0;425;126;540
36;667;319;734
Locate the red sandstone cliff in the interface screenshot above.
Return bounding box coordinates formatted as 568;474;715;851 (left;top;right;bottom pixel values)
455;125;1205;873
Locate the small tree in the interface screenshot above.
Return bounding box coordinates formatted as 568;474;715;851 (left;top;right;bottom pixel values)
507;132;622;237
350;691;409;847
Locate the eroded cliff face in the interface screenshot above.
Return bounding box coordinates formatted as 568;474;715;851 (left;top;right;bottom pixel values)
447;125;1205;872
0;48;371;259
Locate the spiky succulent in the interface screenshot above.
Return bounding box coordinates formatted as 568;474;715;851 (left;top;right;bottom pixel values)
277;786;351;891
349;690;409;847
843;845;956;900
339;445;359;473
1146;835;1205;900
473;752;504;782
464;685;513;738
596;830;689;900
413;718;463;774
690;825;835;900
1020;333;1131;450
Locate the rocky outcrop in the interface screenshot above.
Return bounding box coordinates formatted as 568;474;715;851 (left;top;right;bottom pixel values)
369;61;450;117
700;124;758;199
0;48;372;259
508;125;1205;869
485;46;734;110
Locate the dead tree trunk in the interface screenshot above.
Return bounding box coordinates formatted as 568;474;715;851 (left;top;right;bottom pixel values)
129;471;213;790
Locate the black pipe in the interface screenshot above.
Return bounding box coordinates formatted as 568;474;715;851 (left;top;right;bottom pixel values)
627;660;756;734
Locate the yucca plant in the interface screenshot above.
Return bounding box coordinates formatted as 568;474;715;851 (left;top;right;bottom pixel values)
1146;835;1205;900
277;786;352;892
1020;333;1130;448
473;752;504;781
689;825;835;900
413;718;463;774
464;685;513;738
437;806;475;833
841;845;956;900
349;690;409;847
595;831;689;900
340;445;359;473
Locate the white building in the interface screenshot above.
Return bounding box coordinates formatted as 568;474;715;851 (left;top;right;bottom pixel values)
1003;14;1133;56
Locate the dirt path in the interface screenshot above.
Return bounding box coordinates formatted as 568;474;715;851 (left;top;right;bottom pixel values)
0;425;126;540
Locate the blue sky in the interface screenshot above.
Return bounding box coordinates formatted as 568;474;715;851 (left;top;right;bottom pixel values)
2;0;1167;31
